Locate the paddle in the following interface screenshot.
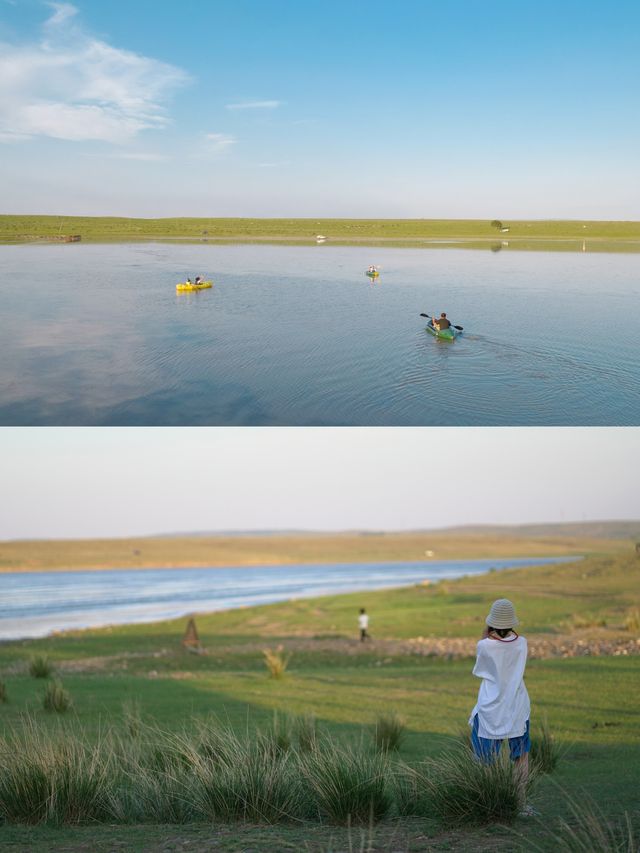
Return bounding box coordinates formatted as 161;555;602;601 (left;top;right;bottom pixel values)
420;313;463;331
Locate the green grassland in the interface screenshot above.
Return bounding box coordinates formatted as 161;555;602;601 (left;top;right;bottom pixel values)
0;528;633;572
1;215;640;251
1;551;639;851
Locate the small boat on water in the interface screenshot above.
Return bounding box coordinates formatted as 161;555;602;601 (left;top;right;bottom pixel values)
176;281;213;292
425;320;460;340
365;269;379;278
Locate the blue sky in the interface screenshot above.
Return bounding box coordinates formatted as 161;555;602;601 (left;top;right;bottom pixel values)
1;0;639;217
1;428;638;539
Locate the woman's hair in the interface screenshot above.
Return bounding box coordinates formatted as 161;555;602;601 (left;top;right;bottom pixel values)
488;626;512;638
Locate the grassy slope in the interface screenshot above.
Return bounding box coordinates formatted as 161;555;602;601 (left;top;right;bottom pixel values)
0;530;631;572
1;552;639;850
1;214;640;246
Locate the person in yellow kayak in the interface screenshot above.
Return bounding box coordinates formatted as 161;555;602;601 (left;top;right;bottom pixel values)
433;312;451;331
194;276;202;286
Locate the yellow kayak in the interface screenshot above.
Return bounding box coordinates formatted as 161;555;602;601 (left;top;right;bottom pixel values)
176;281;213;292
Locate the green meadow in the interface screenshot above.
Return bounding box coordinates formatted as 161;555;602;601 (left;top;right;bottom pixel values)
1;215;640;251
1;550;639;851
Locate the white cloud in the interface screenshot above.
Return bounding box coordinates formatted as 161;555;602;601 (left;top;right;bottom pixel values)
225;100;282;110
205;132;236;150
0;4;189;144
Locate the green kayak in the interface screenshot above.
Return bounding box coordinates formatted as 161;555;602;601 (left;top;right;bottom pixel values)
426;321;460;341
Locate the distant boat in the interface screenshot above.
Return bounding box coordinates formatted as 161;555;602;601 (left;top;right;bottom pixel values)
316;235;327;243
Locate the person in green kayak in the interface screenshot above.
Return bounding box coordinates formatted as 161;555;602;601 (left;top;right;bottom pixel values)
433;312;451;331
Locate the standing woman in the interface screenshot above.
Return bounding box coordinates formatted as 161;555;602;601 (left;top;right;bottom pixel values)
469;599;533;810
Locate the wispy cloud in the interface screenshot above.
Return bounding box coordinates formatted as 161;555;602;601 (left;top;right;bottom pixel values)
110;152;169;162
0;4;189;144
205;132;236;151
225;100;282;111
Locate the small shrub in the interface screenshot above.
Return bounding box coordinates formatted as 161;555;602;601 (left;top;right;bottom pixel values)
373;712;405;753
569;613;607;629
302;740;392;824
624;608;640;632
29;655;54;678
43;681;72;713
262;645;290;679
529;716;560;775
0;681;7;703
413;746;531;826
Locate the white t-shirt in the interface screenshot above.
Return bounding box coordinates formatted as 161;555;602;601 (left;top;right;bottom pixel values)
358;613;369;630
469;634;530;739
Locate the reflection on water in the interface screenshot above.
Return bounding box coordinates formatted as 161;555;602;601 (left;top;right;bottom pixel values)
0;243;638;425
0;556;577;640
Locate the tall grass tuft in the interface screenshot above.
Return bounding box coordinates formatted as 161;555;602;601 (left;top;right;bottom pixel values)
529;716;560;775
260;711;293;757
122;699;143;738
412;746;531;826
373;712;405;753
43;681;72;713
262;645;291;679
191;731;303;823
0;719;115;825
302;739;392;824
624;608;640;632
0;681;7;703
392;762;432;817
295;713;318;753
29;655;54;678
532;795;636;852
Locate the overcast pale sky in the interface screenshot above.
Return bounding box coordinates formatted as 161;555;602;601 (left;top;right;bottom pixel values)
1;0;639;217
1;427;638;540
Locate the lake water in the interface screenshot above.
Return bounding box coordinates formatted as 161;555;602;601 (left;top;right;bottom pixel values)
0;556;576;640
0;243;638;425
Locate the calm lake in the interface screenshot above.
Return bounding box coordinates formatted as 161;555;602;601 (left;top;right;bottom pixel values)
0;243;638;425
0;556;576;640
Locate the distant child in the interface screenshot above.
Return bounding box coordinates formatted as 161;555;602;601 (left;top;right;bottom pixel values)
358;608;370;642
469;598;534;813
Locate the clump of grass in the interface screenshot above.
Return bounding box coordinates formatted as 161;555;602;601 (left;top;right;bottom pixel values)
392;762;432;817
0;681;7;703
529;716;560;775
302;739;392;824
295;713;318;753
569;613;607;629
623;608;640;631
43;681;72;713
122;699;142;738
413;746;531;826
0;719;115;824
260;711;293;757
192;732;302;823
29;655;54;678
535;795;636;852
373;712;406;753
262;645;291;679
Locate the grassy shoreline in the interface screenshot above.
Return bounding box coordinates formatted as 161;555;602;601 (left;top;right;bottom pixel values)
2;214;640;249
0;552;639;851
0;531;632;573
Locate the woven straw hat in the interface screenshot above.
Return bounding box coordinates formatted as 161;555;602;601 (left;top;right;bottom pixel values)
485;598;519;629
